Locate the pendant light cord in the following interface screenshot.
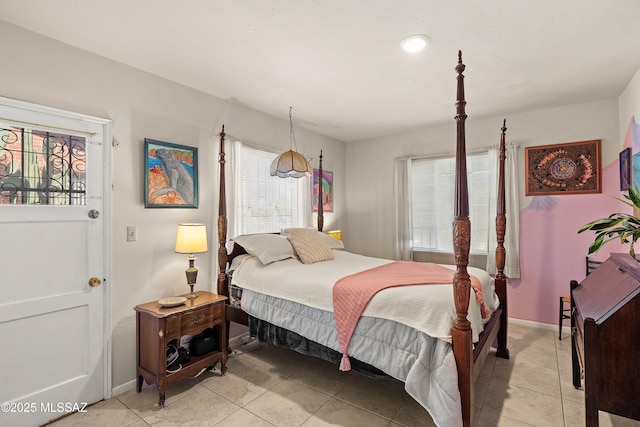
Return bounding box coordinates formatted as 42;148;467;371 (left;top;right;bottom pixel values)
289;107;298;151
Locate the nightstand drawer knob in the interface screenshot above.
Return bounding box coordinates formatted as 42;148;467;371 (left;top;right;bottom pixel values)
190;313;205;323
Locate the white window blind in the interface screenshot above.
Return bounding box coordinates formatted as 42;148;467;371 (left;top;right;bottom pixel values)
236;145;308;234
410;153;490;253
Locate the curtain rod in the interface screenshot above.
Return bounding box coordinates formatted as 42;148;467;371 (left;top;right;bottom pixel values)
223;133;280;155
221;132;318;160
396;142;518;162
396;146;490;162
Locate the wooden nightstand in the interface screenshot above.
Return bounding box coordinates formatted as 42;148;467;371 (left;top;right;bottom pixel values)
134;291;228;407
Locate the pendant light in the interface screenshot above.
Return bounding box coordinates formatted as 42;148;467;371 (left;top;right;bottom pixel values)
270;107;312;178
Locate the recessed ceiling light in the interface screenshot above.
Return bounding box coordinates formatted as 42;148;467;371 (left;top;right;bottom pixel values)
400;34;430;53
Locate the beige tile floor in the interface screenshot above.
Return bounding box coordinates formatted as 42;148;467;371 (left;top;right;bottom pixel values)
47;322;640;427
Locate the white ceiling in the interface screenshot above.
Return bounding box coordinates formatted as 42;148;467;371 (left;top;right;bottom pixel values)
2;0;640;142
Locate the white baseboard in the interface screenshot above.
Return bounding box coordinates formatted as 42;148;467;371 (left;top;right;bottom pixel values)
112;379;136;396
509;317;567;336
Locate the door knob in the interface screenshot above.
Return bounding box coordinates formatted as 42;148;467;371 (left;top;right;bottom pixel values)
88;277;102;287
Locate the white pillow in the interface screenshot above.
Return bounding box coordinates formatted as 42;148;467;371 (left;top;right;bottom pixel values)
317;231;344;249
231;234;296;265
282;228;334;264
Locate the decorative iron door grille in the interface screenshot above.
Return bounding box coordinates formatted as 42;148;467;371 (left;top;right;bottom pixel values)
0;125;86;205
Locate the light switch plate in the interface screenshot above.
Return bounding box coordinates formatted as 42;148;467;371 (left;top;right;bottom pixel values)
127;226;137;242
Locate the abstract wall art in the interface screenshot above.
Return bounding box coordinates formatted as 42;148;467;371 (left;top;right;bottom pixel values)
144;138;198;208
525;140;601;196
312;168;333;212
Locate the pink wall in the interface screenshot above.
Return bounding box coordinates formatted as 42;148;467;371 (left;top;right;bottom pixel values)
511;121;637;325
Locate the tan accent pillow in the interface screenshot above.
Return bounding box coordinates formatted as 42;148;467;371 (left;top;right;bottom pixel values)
282;228;334;264
317;231;344;249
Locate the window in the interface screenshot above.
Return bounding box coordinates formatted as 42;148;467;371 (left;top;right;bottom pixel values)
410;152;490;253
0;125;86;205
235;145;309;234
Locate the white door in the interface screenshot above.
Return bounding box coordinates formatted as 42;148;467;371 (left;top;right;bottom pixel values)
0;98;110;427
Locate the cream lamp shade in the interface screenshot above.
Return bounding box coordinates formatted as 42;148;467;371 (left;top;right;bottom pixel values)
175;223;208;254
174;223;207;299
270;149;312;178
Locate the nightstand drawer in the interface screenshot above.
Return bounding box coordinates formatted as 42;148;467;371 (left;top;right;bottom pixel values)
210;302;224;323
181;306;214;335
165;315;181;338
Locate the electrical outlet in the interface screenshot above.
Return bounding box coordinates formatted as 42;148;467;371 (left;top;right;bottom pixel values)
127;226;137;242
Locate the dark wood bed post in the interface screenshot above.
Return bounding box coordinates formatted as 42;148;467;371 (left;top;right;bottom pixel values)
495;120;510;359
217;125;228;299
216;126;234;353
317;150;324;232
451;51;474;427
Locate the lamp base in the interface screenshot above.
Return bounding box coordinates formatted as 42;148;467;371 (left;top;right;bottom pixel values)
186;284;198;299
185;258;199;299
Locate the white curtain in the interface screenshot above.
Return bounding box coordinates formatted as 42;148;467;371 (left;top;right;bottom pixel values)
301;174;312;229
486;143;521;278
393;158;413;260
226;137;242;239
393;146;520;277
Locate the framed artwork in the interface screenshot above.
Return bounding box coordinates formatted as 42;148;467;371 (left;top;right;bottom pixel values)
525;139;601;196
312;168;333;212
144;138;198;208
620;147;632;191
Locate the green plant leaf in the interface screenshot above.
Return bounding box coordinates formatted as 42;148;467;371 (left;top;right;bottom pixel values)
579;185;640;258
578;217;624;232
588;234;606;254
628;185;640;208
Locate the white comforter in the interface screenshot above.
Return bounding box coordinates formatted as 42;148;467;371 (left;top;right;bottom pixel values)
229;250;499;427
230;250;498;342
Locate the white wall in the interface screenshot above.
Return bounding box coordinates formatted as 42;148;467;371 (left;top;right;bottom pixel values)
0;23;346;390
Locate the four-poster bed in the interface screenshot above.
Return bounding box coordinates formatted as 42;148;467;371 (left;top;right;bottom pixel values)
216;52;509;427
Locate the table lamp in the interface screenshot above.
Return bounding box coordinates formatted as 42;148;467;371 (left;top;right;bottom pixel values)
174;223;208;299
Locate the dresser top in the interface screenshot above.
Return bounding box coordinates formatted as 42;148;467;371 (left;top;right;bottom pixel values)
134;291;227;317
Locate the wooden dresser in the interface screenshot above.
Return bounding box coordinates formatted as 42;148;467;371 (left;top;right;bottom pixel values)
135;291;227;407
571;253;640;426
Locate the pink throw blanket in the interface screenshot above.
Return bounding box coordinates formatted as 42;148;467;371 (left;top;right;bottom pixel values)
333;261;488;371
